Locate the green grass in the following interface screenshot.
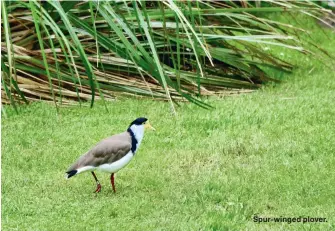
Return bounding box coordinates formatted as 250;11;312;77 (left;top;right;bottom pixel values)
2;17;335;230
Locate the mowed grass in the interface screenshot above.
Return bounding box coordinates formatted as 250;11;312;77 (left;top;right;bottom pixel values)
2;17;335;230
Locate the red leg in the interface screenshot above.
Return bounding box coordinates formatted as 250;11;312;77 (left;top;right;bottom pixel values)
91;171;101;193
95;183;101;193
110;173;116;193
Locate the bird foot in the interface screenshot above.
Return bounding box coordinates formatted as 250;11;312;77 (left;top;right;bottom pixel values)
94;183;102;193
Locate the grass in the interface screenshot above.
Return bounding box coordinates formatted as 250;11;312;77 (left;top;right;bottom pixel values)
2;16;335;230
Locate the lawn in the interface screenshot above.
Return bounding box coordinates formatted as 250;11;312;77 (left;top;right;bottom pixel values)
2;16;335;230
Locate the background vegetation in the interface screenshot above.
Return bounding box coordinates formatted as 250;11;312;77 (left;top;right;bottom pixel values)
2;12;335;230
1;0;334;113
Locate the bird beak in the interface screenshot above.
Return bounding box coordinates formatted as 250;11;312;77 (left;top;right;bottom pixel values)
145;122;156;131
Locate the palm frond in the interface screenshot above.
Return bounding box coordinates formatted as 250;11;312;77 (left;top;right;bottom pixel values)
1;0;334;110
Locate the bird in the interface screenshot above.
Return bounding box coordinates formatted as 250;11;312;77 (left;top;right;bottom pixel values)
65;117;155;193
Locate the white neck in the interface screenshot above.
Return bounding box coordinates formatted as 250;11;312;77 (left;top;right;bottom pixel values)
129;124;145;148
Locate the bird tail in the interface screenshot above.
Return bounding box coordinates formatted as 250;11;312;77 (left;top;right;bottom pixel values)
65;170;78;179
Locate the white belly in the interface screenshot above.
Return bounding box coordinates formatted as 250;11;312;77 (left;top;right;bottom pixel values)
97;151;134;173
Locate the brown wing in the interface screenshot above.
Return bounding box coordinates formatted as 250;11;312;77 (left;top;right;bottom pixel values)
67;132;131;171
